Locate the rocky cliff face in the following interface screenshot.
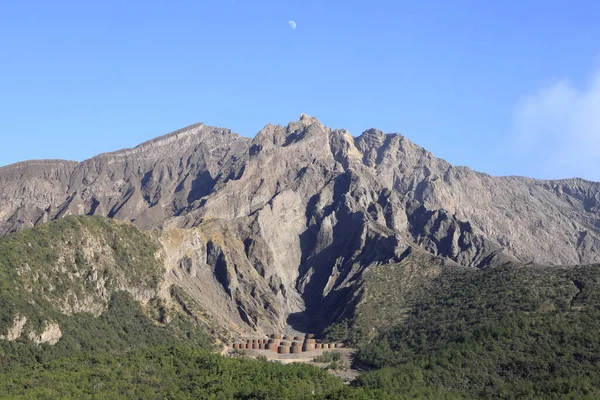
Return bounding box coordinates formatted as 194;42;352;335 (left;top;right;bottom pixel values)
0;124;249;235
1;115;599;334
0;160;78;234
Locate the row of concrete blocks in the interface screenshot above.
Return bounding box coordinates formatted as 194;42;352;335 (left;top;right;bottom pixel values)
268;333;316;341
232;342;342;352
233;333;315;346
232;340;342;352
231;333;342;353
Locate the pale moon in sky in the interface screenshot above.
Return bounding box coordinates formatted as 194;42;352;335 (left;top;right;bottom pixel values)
288;20;297;30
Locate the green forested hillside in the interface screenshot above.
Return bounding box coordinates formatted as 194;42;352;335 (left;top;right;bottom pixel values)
0;217;392;399
354;264;600;399
0;216;163;335
3;218;600;399
0;346;400;400
0;292;214;370
0;216;213;373
324;251;458;345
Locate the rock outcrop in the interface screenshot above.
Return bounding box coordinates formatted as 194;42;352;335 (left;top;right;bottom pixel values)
0;160;78;234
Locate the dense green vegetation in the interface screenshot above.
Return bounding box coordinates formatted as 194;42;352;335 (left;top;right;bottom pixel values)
354;264;600;399
324;252;452;345
4;218;600;398
313;351;342;363
313;351;346;371
0;216;214;363
0;292;214;371
0;216;163;334
0;345;402;400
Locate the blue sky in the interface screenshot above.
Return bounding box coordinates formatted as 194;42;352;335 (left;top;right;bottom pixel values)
1;1;599;180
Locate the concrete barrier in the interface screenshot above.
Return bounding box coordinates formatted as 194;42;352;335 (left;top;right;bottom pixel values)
302;343;315;351
290;345;302;354
277;346;290;354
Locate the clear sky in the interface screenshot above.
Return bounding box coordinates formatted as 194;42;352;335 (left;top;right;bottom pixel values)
1;1;599;180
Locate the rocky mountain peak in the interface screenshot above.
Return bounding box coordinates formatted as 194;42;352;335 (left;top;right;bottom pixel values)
1;117;598;266
299;112;318;123
0;117;599;334
358;128;386;144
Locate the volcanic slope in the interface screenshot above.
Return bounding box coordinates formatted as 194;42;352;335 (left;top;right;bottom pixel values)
0;115;599;335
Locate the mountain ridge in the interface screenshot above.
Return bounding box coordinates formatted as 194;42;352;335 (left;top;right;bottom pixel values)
3;118;599;184
1;115;599;336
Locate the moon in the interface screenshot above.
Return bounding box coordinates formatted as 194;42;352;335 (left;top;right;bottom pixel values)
288;20;297;30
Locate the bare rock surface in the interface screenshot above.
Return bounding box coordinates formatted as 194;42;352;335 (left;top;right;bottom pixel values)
0;160;78;234
28;322;62;345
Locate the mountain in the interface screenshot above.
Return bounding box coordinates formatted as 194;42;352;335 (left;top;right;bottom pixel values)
1;114;599;337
